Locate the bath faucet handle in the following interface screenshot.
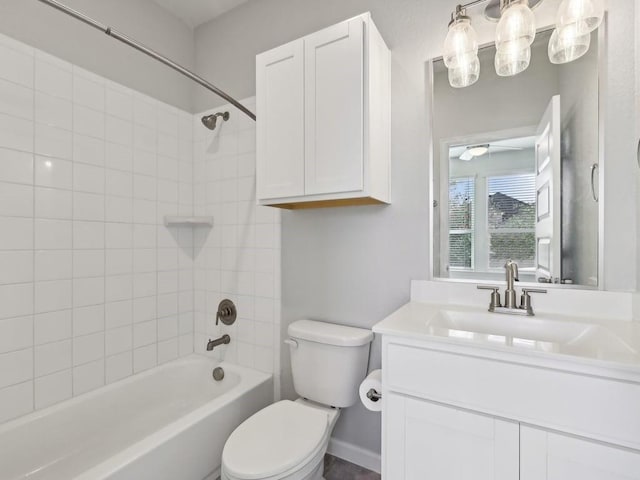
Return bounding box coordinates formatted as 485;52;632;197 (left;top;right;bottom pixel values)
477;285;502;311
520;288;547;315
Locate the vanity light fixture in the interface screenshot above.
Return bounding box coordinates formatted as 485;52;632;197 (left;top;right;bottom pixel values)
443;5;480;88
442;0;604;87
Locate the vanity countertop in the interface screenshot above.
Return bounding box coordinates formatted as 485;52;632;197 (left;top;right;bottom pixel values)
373;301;640;382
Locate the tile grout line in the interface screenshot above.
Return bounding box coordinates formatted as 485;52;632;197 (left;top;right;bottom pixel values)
31;47;36;412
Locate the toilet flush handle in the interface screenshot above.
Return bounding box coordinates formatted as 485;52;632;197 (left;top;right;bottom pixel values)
283;338;298;349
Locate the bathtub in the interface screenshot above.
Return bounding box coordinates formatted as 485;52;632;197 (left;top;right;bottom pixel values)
0;355;273;480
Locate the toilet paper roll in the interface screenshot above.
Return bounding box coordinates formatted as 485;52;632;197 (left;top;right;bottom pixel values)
359;369;383;412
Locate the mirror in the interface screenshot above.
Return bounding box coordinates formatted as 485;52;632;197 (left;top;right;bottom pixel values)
431;28;600;288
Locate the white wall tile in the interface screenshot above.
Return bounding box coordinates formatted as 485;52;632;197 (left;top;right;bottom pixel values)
133;343;156;373
0;283;33;319
35;186;72;219
74;105;105;139
105;300;132;330
73;163;104;194
73;75;104;111
0;78;33;120
106;351;132;384
35;339;72;377
73;250;104;278
0;251;33;285
35;124;72;160
0;348;33;388
35;250;72;281
73;359;104;395
35;156;72;190
35;58;72;100
35;219;70;250
0;182;33;217
0;113;33;152
35;92;72;130
0;44;33;88
0;316;32;354
106;87;133;121
0;381;33;423
34;310;72;345
72;304;104;337
106;142;133;172
73;332;104;366
35;369;72;409
105;326;132;356
0;148;33;184
74;134;104;166
73;277;104;308
73;221;104;249
35;280;72;313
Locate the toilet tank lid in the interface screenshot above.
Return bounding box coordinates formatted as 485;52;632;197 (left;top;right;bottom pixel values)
288;320;374;347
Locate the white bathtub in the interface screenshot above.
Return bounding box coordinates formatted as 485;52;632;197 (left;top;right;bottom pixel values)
0;355;273;480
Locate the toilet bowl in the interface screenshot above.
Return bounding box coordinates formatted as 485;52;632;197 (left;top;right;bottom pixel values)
221;320;373;480
221;399;339;480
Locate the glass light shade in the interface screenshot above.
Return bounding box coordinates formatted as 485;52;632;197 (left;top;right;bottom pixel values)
495;44;531;76
443;17;479;69
448;55;480;88
496;1;536;53
556;0;604;35
548;26;591;64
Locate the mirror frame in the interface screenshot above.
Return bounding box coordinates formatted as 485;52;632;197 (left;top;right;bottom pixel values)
427;22;607;291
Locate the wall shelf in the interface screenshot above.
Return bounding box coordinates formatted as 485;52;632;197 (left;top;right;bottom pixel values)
163;216;214;227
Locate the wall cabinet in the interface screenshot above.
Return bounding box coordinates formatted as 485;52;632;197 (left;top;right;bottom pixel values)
256;13;390;209
382;339;640;479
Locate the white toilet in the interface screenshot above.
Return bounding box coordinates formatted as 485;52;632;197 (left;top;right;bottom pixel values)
221;319;374;480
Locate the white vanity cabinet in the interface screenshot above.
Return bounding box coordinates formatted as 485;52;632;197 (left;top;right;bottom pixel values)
381;337;640;479
386;392;519;480
256;13;391;209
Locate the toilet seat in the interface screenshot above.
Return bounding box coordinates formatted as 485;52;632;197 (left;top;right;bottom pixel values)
222;400;331;480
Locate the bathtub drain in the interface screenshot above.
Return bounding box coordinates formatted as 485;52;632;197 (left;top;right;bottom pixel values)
212;367;225;381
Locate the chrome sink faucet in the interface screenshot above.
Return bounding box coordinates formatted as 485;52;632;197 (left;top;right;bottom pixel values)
504;260;519;309
478;260;547;316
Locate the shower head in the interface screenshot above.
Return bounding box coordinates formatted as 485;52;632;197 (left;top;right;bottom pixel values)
201;111;230;130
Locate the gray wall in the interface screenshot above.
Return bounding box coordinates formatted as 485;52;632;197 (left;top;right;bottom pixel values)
193;0;638;456
0;0;196;111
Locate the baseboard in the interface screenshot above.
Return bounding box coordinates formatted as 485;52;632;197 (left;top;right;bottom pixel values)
327;437;381;474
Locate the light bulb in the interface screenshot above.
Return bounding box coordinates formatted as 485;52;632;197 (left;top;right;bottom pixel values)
443;16;478;69
548;26;591;64
496;0;536;53
556;0;604;35
448;55;480;88
495;44;531;77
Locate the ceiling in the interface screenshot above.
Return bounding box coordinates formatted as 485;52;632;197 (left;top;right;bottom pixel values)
151;0;249;29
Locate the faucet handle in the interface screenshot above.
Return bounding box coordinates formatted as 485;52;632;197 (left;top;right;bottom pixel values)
520;288;547;315
477;285;502;311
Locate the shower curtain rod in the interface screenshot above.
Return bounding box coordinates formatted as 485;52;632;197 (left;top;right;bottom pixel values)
36;0;256;121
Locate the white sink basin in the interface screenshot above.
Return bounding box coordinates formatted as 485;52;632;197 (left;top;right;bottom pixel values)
429;310;593;345
427;309;637;358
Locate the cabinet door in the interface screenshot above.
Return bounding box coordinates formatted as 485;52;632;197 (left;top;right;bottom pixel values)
256;39;304;200
385;393;519;480
304;16;364;196
521;426;640;480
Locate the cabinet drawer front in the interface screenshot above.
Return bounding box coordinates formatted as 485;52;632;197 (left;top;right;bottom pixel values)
385;392;519;480
386;343;640;450
256;40;305;200
304;16;364;195
521;426;640;480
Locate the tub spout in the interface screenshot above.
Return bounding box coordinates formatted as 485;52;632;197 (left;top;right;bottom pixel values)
207;334;231;351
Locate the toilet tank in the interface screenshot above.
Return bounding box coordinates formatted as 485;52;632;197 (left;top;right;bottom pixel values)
287;320;373;408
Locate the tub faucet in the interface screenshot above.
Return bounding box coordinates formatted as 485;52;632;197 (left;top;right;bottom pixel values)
207;334;231;351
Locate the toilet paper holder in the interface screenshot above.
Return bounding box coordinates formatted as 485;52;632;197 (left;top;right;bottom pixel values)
366;388;382;402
